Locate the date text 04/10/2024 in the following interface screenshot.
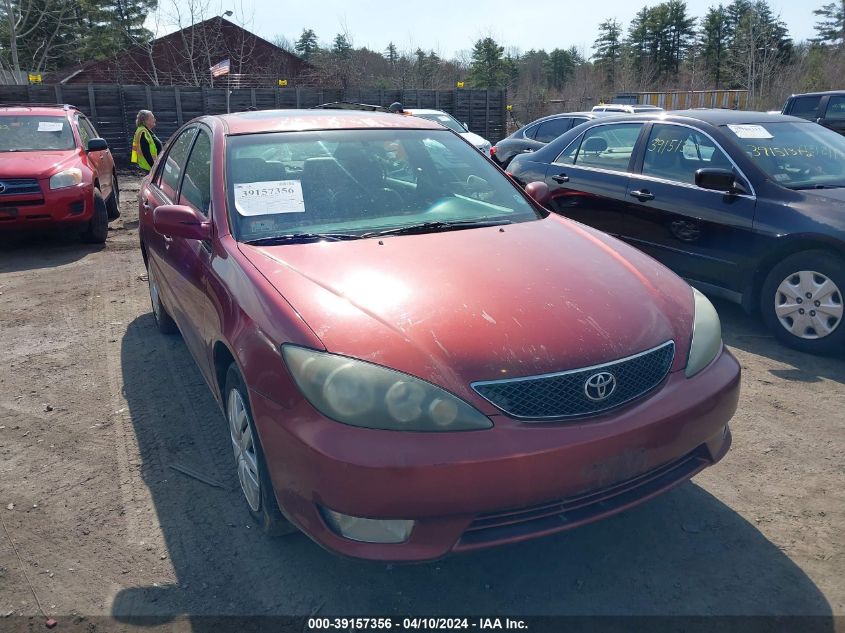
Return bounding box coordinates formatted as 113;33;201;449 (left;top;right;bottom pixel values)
306;618;529;630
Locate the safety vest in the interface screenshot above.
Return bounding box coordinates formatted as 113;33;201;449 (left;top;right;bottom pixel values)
130;126;157;171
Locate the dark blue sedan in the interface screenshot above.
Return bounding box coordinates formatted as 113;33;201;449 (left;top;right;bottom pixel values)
507;110;845;354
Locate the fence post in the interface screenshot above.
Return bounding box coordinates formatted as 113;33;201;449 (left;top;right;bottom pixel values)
295;87;301;108
144;85;152;110
54;84;63;104
250;87;256;108
174;87;183;125
87;85;98;121
485;90;490;140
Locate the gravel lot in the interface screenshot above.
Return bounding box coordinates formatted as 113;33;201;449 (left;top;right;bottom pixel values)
0;172;842;631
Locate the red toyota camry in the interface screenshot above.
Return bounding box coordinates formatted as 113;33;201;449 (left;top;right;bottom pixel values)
138;109;740;561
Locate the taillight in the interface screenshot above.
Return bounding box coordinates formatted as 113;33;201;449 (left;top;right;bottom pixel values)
489;146;497;156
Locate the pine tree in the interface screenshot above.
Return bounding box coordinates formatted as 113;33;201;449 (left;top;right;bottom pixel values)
294;28;318;60
546;48;576;90
700;4;730;87
467;37;508;88
592;18;623;86
812;1;845;45
384;42;398;67
332;33;352;59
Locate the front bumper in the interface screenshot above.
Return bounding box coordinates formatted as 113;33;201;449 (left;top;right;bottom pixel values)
250;347;740;561
0;183;92;229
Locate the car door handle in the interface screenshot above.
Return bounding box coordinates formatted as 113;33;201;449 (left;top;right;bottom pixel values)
551;173;569;183
630;189;655;201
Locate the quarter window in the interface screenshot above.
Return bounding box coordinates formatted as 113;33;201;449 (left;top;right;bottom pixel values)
642;124;733;185
159;128;196;201
573;123;643;172
179;129;212;216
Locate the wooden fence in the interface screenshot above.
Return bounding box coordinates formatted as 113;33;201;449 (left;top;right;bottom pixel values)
0;84;507;165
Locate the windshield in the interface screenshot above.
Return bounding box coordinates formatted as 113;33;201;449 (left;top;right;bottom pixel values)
412;113;466;134
721;121;845;189
226;129;539;242
0;116;75;152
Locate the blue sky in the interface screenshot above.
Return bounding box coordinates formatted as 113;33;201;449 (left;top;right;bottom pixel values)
168;0;819;59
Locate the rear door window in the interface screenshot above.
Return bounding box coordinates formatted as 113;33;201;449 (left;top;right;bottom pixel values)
789;96;822;120
824;96;845;120
533;118;571;143
573;123;643;172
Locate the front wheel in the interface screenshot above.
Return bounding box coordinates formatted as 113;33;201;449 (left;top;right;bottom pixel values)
760;250;845;354
80;188;108;244
147;263;178;334
224;364;297;537
106;173;120;220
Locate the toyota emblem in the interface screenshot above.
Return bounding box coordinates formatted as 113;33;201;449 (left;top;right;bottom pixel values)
0;183;5;194
584;371;617;401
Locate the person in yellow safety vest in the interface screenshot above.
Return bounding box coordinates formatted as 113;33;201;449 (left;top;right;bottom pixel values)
130;110;162;172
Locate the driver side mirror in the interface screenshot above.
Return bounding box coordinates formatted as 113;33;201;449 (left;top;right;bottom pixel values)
695;168;748;195
87;138;108;152
153;205;211;240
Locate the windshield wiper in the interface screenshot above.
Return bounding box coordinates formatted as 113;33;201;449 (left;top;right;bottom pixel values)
789;184;845;190
362;219;513;238
243;232;360;245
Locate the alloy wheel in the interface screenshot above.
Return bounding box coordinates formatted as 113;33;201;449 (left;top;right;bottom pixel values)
227;388;261;512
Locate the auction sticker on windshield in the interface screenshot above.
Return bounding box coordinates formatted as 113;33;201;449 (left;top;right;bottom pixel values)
234;180;305;216
37;121;64;132
727;124;773;139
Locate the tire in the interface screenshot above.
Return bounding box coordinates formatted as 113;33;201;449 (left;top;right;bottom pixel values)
224;363;298;537
106;173;120;220
80;188;108;244
760;250;845;354
146;263;178;335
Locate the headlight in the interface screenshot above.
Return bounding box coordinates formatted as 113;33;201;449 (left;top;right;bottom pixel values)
685;288;722;377
282;345;492;431
49;168;82;189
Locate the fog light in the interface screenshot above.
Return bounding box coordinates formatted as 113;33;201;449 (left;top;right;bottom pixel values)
320;507;414;544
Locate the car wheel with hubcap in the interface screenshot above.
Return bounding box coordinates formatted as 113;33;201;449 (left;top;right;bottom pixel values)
147;264;178;334
80;187;108;244
224;363;297;536
761;250;845;354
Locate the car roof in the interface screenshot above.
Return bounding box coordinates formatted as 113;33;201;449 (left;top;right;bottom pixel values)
591;109;807;126
218;108;445;135
788;90;845;98
404;108;454;116
0;104;76;116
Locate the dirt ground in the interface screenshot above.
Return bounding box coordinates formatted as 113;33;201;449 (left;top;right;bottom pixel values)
0;172;843;631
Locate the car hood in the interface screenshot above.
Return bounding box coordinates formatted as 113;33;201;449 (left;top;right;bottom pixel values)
460;131;490;149
0;150;79;179
239;217;693;398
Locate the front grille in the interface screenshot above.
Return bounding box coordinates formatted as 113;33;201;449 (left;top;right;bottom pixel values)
456;446;708;550
471;341;675;420
0;179;41;196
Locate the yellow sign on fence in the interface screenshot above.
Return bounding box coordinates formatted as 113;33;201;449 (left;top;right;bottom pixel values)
28;73;42;83
278;79;288;87
456;81;464;88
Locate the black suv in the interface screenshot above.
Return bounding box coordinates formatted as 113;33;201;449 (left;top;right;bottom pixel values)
782;91;845;136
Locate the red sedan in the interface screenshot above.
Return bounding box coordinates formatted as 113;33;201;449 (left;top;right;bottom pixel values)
0;103;119;242
138;109;739;561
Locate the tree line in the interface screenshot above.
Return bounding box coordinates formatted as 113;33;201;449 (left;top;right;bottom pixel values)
2;0;844;121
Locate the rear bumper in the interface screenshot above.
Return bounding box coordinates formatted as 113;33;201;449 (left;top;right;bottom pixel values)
0;183;92;229
250;347;740;561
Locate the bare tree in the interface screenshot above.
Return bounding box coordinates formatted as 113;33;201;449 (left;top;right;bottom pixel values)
1;0;76;83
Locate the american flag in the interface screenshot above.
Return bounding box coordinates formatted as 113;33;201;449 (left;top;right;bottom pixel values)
210;58;230;78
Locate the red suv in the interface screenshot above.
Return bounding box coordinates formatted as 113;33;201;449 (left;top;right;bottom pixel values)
0;103;118;243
